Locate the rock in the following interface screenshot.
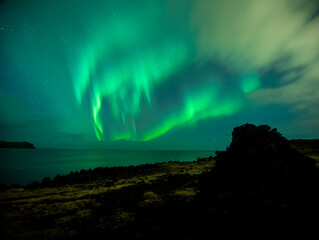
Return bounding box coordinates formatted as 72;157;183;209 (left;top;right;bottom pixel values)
196;124;319;239
41;177;52;187
198;123;317;200
214;123;315;175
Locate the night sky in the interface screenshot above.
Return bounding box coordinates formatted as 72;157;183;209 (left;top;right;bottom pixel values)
0;0;319;150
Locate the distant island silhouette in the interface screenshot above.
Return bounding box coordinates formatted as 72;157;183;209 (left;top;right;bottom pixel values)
0;141;36;149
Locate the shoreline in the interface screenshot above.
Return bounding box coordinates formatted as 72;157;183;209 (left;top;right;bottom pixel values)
0;158;215;191
0;159;215;239
0;149;215;187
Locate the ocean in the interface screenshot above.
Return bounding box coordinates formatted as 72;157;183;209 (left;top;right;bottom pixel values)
0;149;214;186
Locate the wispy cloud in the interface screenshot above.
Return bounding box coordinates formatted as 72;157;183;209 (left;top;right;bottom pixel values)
191;0;319;132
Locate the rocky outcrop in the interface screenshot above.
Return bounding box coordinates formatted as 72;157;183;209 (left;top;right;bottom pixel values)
200;123;317;194
197;124;319;239
214;124;315;175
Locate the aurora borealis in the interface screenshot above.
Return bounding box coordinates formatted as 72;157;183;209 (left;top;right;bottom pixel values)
0;0;319;149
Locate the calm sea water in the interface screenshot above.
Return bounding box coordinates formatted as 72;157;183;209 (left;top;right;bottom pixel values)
0;149;214;186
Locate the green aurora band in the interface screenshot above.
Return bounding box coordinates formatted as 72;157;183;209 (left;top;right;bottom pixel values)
70;1;260;142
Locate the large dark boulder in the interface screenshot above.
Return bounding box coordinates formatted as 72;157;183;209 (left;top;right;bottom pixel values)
214;124;315;176
200;123;317;194
196;124;319;239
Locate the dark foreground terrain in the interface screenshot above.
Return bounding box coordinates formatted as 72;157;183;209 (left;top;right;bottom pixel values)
1;124;319;240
